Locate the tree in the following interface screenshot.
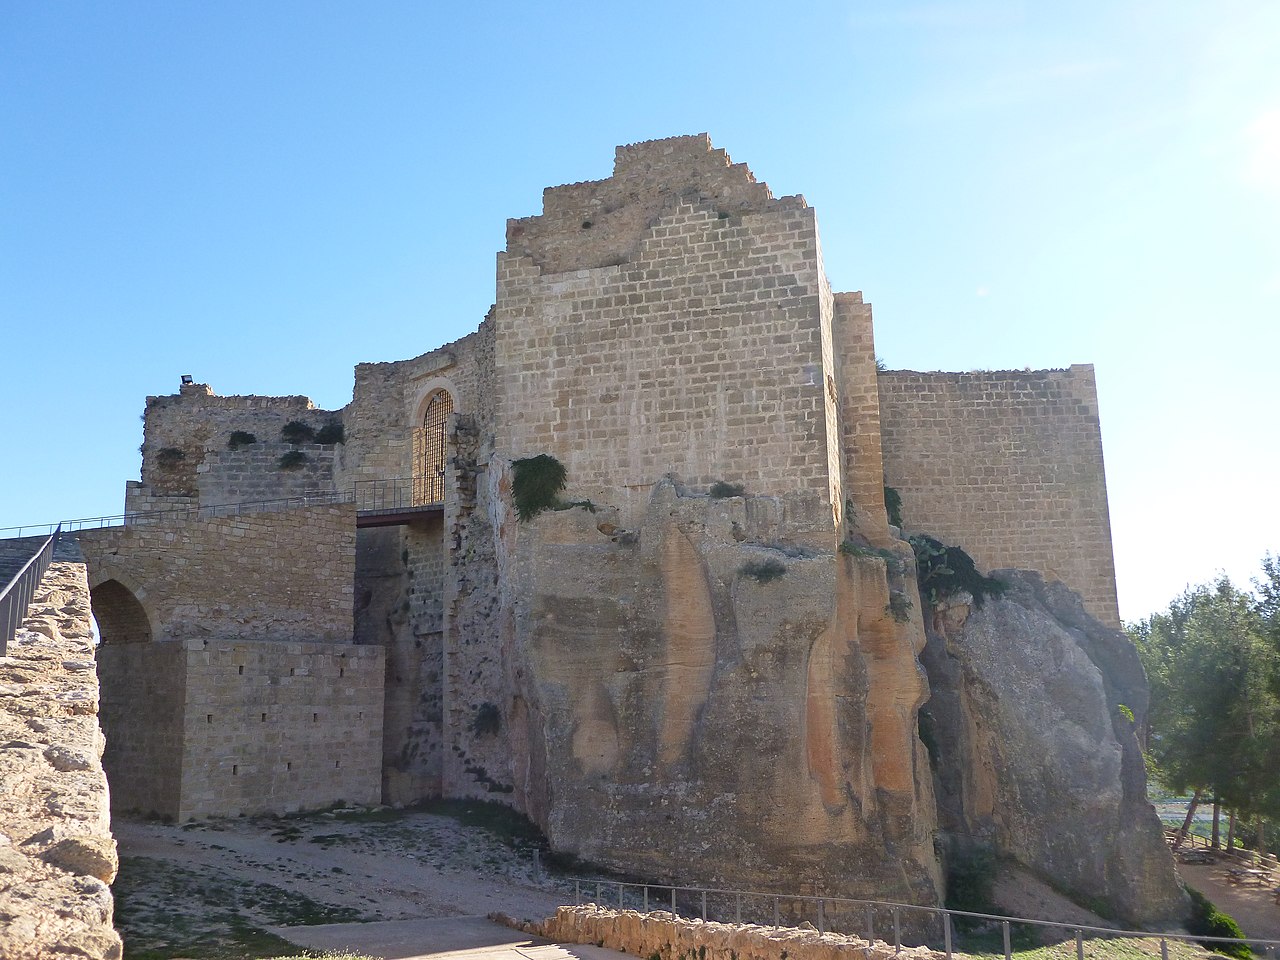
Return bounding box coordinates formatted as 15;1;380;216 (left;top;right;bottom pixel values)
1130;572;1280;851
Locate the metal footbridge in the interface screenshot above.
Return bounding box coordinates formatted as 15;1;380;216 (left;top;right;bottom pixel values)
0;476;441;540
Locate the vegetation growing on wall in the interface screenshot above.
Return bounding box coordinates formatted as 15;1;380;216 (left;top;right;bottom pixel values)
739;558;786;583
315;420;345;445
709;481;745;499
511;454;567;522
227;431;257;450
909;534;1006;608
883;485;904;528
887;591;913;622
471;702;502;737
155;447;185;469
278;451;308;471
281;421;316;444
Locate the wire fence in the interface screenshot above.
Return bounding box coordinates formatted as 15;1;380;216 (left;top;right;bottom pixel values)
567;877;1280;960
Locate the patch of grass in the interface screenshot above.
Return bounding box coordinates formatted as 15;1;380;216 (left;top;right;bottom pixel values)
314;420;345;445
709;480;745;499
419;798;548;851
739;558;786;583
511;454;567;522
113;856;372;960
278;450;308;471
227;430;257;450
281;420;316;444
839;540;906;575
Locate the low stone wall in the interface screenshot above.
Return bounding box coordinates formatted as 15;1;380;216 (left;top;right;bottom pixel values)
504;905;940;960
0;559;122;960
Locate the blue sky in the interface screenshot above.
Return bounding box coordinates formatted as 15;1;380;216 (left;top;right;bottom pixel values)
2;1;1276;622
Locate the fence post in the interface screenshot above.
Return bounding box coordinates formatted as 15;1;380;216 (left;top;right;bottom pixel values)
575;880;580;905
1003;921;1011;960
1075;929;1084;960
618;883;623;909
672;887;677;917
644;886;649;913
894;908;901;954
817;898;824;934
943;911;952;960
1160;939;1168;960
774;896;779;927
596;882;602;905
701;890;707;921
736;893;741;924
865;905;873;942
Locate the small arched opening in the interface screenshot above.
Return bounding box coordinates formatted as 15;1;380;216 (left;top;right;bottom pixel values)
413;387;454;505
90;579;153;645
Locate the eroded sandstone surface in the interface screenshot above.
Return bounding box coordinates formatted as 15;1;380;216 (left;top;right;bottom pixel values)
0;558;122;960
919;569;1185;926
503;481;943;908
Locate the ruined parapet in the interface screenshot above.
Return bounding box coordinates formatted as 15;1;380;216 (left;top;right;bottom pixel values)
133;383;341;510
0;555;123;960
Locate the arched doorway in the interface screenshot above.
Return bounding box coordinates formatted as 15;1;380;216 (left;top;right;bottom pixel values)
413;388;453;505
90;579;152;645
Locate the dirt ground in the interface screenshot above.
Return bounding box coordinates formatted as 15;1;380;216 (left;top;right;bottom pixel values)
1174;860;1280;942
111;804;572;957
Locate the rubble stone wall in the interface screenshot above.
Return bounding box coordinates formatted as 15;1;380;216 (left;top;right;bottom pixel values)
0;556;122;960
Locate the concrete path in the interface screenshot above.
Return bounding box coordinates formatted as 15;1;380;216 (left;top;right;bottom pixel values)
267;915;628;960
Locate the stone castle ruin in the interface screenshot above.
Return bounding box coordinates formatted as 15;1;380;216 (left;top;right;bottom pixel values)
69;135;1180;924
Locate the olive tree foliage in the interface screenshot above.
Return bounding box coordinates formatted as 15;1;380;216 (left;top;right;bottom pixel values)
1128;566;1280;827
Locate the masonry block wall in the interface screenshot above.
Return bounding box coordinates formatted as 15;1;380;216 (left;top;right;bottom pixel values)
339;323;494;490
494;136;837;524
98;642;185;814
178;639;383;819
878;364;1120;625
80;504;355;643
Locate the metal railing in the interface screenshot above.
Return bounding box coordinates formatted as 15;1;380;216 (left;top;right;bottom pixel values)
568;878;1280;960
0;525;61;656
0;477;443;541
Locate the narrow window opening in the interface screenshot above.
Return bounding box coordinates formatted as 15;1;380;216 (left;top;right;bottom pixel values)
237;665;244;675
232;764;238;775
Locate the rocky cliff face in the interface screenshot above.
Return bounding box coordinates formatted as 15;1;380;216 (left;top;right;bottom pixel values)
918;570;1185;926
504;481;943;908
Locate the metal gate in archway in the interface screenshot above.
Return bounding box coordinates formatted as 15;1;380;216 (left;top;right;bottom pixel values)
412;389;453;505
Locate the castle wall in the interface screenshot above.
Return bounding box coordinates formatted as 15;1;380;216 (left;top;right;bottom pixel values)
132;383;339;509
98;641;186;816
494;145;834;521
878;365;1119;625
339;322;494;489
176;639;383;819
79;503;356;644
833;293;891;542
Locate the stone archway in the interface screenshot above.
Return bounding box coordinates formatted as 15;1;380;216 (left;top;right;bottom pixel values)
90;579;153;645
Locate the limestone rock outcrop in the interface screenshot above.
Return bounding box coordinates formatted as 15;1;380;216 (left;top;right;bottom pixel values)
504;481;942;908
0;559;122;960
918;569;1185;926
